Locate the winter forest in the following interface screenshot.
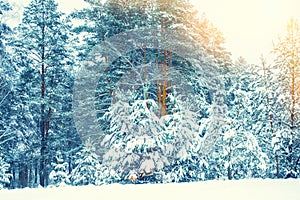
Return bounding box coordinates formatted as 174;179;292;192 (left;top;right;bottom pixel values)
0;0;300;190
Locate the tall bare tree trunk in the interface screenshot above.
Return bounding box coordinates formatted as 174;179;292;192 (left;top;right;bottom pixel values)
40;1;46;186
143;44;149;101
157;0;168;117
288;40;296;176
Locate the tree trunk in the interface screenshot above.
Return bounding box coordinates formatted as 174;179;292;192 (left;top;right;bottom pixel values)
276;155;279;178
34;159;38;186
227;138;233;180
40;2;47;186
12;162;19;188
143;43;149;101
157;0;168;117
19;162;28;188
161;48;168;116
288;51;295;177
40;58;46;187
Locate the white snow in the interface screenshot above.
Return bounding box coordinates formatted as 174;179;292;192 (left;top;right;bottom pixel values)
223;129;235;140
0;179;299;200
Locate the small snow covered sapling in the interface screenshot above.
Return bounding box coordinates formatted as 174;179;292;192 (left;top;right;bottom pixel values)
70;145;103;186
0;155;11;189
49;151;70;187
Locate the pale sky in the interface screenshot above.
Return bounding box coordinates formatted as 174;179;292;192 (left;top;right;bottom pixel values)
7;0;300;65
190;0;300;64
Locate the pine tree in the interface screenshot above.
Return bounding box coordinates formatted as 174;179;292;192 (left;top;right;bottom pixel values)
0;2;16;187
11;0;78;187
271;18;300;178
0;0;11;142
253;56;279;178
0;0;12;124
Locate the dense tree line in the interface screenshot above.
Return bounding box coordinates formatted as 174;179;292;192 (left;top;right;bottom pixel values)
0;0;299;189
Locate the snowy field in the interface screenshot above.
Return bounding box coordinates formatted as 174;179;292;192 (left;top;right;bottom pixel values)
0;179;299;200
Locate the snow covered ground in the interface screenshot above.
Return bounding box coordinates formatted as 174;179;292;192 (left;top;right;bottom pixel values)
0;179;299;200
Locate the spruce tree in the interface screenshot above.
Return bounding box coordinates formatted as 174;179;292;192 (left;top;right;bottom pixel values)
70;146;102;186
101;89;168;182
49;151;70;187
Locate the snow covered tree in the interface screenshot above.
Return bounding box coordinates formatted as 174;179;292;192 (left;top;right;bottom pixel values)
72;0;230;107
148;0;231;68
49;151;70;187
11;0;78;187
72;0;229;183
70;145;103;186
101;90;169;183
0;0;11;53
0;0;12;147
161;93;206;182
271;18;300;178
199;85;231;180
0;0;12;121
71;0;149;60
0;75;11;143
204;60;268;180
0;1;23;27
0;155;11;189
225;63;268;179
101;83;211;183
0;2;17;188
250;56;279;178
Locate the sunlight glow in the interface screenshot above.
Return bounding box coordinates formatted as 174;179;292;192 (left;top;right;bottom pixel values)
191;0;300;64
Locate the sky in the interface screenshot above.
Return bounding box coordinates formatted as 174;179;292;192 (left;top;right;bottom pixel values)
6;0;300;65
191;0;300;64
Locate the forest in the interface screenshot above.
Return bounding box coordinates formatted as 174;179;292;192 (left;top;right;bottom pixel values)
0;0;300;189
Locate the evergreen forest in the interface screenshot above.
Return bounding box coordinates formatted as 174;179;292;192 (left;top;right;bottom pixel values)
0;0;300;189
